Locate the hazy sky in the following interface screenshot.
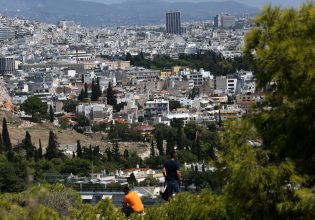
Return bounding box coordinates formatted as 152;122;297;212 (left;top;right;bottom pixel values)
82;0;307;8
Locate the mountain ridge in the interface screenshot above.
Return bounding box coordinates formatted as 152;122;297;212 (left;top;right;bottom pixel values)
0;0;260;26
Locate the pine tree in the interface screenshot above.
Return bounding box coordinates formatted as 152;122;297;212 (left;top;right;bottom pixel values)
156;130;164;156
106;82;117;106
49;105;54;123
2;118;11;152
76;140;82;158
45;130;60;160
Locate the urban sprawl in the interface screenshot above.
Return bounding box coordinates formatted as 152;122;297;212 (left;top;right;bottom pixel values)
0;11;262;202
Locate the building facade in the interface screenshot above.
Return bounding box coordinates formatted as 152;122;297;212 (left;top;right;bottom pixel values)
0;57;15;75
0;26;15;42
214;13;235;28
166;11;182;35
144;99;169;120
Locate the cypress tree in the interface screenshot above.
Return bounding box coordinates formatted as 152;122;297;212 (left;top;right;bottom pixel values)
45;130;59;160
72;151;76;158
150;139;155;157
2;118;11;152
49;105;54;123
88;145;93;160
22;131;34;159
7;150;14;161
202;163;205;172
76;140;82;158
96;77;102;98
156;130;164;156
176;127;183;151
112;141;120;159
106;147;112;161
196;138;201;161
123;149;129;159
84;83;88;98
218;109;222;128
106;82;117;106
93;146;100;159
166;132;175;157
78;89;84;101
38;139;43;159
91;79;96;101
34;148;39;162
195;165;198;172
127;173;137;187
0;132;3;154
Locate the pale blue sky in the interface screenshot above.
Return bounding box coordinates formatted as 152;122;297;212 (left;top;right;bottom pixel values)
81;0;307;8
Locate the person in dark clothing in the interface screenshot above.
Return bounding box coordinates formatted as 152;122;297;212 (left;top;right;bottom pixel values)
163;152;182;198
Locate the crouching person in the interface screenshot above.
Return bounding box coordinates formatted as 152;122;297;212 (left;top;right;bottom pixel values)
121;186;144;217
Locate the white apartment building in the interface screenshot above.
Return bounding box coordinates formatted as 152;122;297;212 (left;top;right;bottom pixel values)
144;99;169;120
227;78;238;94
77;103;113;121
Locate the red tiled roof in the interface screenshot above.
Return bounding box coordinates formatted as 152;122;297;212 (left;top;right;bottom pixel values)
134;125;154;132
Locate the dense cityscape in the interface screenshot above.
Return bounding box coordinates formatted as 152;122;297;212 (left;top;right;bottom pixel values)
0;0;313;219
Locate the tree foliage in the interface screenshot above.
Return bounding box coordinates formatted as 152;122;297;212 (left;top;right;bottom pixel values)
128;50;250;75
106;82;117;106
45;131;62;160
63;99;78;113
107;124;142;142
49;105;54;123
22;131;35;160
2;118;11;152
21;96;48;121
244;3;315;174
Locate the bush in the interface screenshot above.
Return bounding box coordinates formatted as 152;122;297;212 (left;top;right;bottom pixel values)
142;191;227;220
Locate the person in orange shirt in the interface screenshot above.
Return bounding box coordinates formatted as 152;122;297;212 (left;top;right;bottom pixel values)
121;186;144;217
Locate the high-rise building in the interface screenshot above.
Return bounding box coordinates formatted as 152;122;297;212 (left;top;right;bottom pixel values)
57;20;76;29
214;14;221;28
214;13;235;28
0;26;15;42
166;11;182;35
0;57;15;75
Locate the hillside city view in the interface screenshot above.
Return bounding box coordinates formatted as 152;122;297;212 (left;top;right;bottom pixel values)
0;0;313;219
